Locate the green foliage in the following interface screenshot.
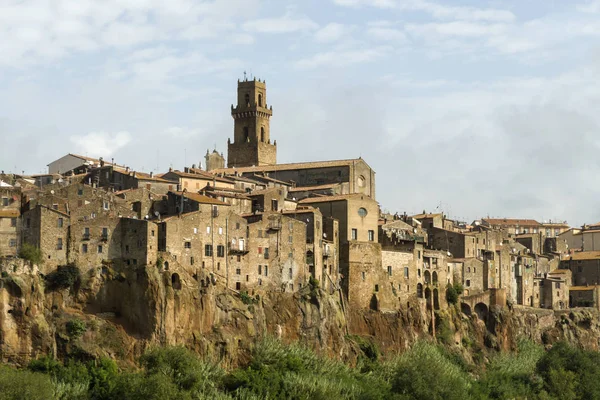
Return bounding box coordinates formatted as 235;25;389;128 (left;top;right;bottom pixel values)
18;243;43;265
446;283;463;305
66;319;87;339
156;256;164;270
388;341;472;400
0;365;54;400
46;265;81;291
435;314;454;345
240;291;257;305
536;341;600;400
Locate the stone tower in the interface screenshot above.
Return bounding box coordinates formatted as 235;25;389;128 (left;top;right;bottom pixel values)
227;77;276;168
205;149;225;172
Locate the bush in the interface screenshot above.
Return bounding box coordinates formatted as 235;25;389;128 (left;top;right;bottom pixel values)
0;365;54;400
66;319;87;339
46;265;81;291
446;283;463;305
240;291;256;305
18;243;43;265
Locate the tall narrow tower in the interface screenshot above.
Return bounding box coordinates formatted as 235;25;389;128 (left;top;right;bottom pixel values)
227;77;276;168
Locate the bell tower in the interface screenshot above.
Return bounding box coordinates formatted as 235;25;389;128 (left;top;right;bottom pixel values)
227;77;277;168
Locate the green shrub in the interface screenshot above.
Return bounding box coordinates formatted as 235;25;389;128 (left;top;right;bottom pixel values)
0;365;54;400
66;319;87;339
18;243;43;265
240;291;256;305
156;256;164;270
46;265;81;291
446;283;463;305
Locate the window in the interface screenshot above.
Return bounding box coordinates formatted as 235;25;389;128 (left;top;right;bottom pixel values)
102;227;108;237
206;226;211;234
217;245;225;257
82;244;88;253
243;126;249;142
418;250;421;259
185;241;191;249
77;188;83;196
57;218;63;228
258;93;263;107
264;266;268;276
103;201;109;210
258;265;262;275
193;228;198;234
244;93;250;105
289;234;293;243
368;230;374;241
387;266;392;276
219;227;223;235
1;198;8;206
404;267;409;278
264;247;269;259
10;218;16;227
191;257;194;265
261;127;265;142
556;282;561;289
151;230;155;237
97;245;103;254
289;268;293;279
362;271;366;281
236;222;240;229
258;247;263;254
236;268;241;275
52;203;58;210
351;229;357;240
374;284;379;292
57;238;63;250
125;245;129;253
205;244;213;256
466;279;471;287
271;199;278;211
9;239;17;247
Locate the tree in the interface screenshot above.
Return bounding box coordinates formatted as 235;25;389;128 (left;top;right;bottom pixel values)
18;243;43;265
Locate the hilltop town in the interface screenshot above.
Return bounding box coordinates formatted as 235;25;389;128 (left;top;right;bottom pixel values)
2;76;599;328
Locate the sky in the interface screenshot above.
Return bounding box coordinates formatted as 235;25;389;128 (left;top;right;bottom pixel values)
1;0;600;226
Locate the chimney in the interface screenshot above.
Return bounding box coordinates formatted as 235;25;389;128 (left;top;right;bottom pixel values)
126;166;130;173
150;171;153;178
169;167;173;172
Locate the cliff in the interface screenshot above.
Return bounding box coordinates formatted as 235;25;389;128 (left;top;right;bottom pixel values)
2;259;600;367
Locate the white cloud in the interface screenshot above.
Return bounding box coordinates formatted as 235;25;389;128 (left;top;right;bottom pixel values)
332;0;515;22
295;46;390;69
367;25;407;42
315;23;350;43
70;131;132;158
243;13;318;34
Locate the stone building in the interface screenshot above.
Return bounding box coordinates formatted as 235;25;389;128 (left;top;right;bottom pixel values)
0;185;21;257
379;219;425;307
559;228;583;252
540;269;570;309
243;213;308;293
157;206;247;284
21;205;70;271
205;150;225;172
88;165;174;194
161;169;235;192
569;285;600;309
227;78;276;168
560;251;600;286
481;218;542;236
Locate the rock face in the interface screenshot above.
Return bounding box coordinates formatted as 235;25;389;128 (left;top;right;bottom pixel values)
3;259;600;366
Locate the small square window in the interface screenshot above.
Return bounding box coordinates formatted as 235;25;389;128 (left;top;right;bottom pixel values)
97;245;103;254
82;244;88;253
351;229;357;240
185;241;191;249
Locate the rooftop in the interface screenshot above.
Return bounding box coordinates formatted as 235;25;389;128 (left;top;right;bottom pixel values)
483;218;541;227
211;157;370;174
563;251;600;261
298;193;373;204
171;191;230;206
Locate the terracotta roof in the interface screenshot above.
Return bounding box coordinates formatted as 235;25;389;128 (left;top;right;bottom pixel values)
563;251;600;261
0;209;20;217
205;190;250;200
211;158;369;174
412;213;443;219
298;193;373;204
249;174;292;185
483;218;541;227
282;208;319;215
289;183;339;192
171;191;230;206
166;170;234;184
548;269;571;275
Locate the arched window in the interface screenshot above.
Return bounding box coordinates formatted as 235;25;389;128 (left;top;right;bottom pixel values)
432;271;438;284
417;283;423;298
424;270;431;284
243;127;249;142
171;273;181;290
244;93;250;106
261;127;265;142
258;93;263;107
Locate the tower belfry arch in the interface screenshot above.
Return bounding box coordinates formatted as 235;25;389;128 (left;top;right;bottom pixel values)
227;77;277;168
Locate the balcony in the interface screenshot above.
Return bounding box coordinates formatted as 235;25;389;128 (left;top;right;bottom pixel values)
228;243;249;254
268;221;282;231
101;234;109;242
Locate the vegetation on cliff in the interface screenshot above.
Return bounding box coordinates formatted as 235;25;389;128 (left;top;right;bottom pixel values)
1;337;600;400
